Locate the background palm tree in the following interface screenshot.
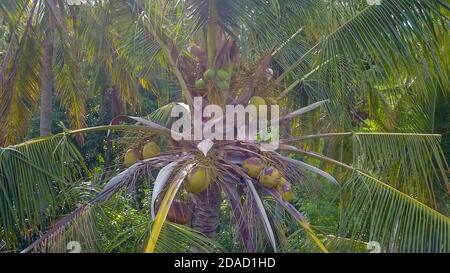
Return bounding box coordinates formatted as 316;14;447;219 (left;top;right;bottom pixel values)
0;0;449;253
0;0;86;144
0;0;151;141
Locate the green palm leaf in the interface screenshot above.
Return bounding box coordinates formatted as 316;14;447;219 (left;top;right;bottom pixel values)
280;143;450;253
341;171;450;253
0;135;85;248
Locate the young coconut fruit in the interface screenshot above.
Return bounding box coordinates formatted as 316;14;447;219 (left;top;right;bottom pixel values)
142;141;161;159
217;69;229;81
167;199;193;225
124;149;141;167
259;166;282;188
217;80;230;92
195;78;206;90
248;96;266;107
203;69;216;81
276;177;294;201
248;96;267;121
185;167;213;194
242;157;265;178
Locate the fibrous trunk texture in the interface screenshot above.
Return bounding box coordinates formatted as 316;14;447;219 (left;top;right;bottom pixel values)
39;20;54;136
192;182;221;239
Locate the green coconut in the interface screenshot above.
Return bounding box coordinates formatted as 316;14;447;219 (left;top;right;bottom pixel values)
281;190;294;202
217;69;229;81
142;141;161;159
203;69;216;81
249;96;268;121
217;80;230;92
185;167;212;194
195;79;206;89
276;177;294;201
248;96;266;107
259;166;282;188
242;157;265;178
124;149;141;167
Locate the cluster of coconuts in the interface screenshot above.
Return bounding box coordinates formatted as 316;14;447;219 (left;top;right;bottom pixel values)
195;68;230;92
242;157;294;202
124;141;161;167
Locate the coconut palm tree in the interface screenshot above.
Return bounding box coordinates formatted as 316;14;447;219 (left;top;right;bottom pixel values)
1;0;449;253
0;0;87;144
0;0;163;146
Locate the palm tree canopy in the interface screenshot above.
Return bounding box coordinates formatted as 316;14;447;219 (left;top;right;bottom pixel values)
0;0;449;253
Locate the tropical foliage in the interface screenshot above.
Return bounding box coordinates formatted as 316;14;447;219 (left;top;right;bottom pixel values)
0;0;449;253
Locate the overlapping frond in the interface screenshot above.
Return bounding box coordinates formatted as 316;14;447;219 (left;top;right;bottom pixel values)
280;140;450;253
0;135;85;249
0;1;41;145
53;39;86;132
109;218;222;253
279;0;449;128
21;151;169;252
1;0;449;254
340;171;450;253
78;1;144;110
352;133;449;206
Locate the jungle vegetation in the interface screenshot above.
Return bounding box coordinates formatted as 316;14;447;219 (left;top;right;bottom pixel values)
0;0;449;253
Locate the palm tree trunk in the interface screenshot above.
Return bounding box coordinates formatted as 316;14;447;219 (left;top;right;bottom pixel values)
39;23;54;136
192;182;221;239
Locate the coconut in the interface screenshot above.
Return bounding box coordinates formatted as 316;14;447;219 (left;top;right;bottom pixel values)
276;177;287;186
259;166;282;188
142;141;161;159
276;178;294;201
185;167;212;194
248;96;266;107
242;157;265;178
167;199;193;225
124;149;141;167
281;190;294;202
217;69;229;81
203;69;216;81
217;80;229;92
195;79;206;89
248;96;267;121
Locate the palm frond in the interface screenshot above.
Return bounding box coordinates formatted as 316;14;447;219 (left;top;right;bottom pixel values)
151;160;180;219
0;1;41;145
21;155;170;252
244;176;277;252
53;38;86;132
340;171;450;253
21;204;100;253
278;0;449;127
221;179;256;252
147;221;222;253
145;162;194;253
264;187;329;253
284;132;450;205
111;218;222;253
353;133;449;206
279;144;450;253
147;102;179;128
0;134;85;249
